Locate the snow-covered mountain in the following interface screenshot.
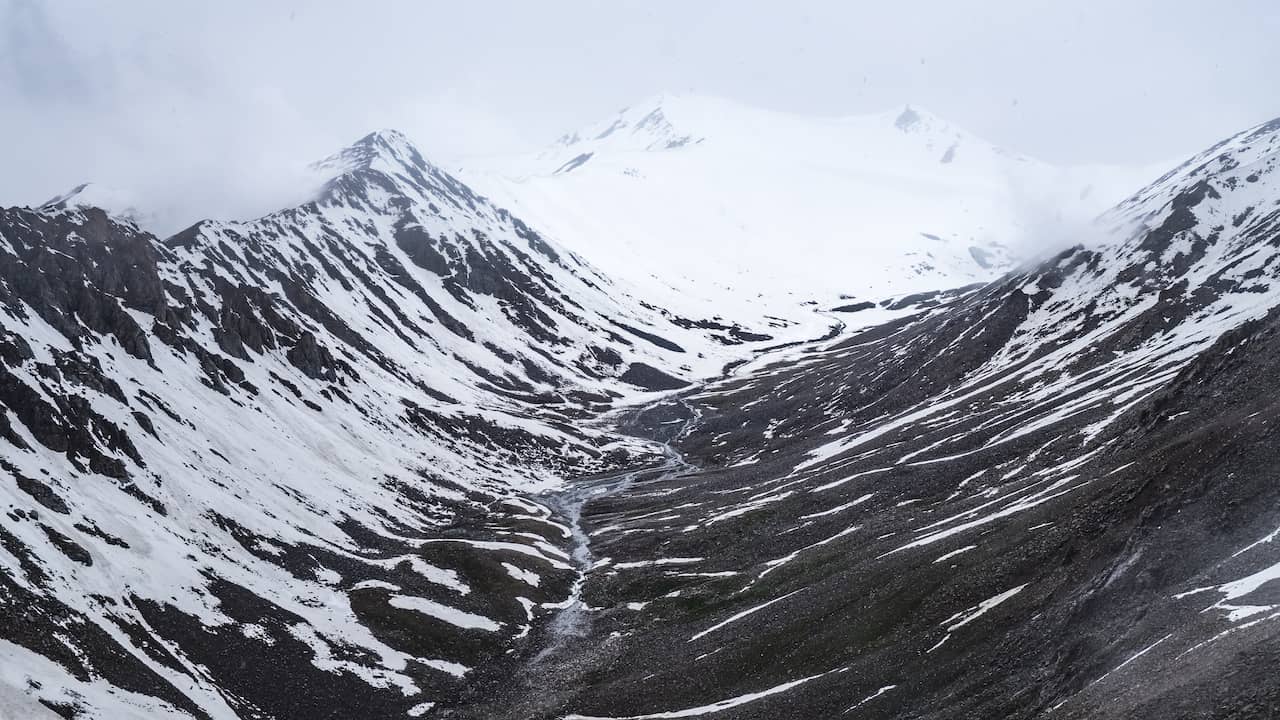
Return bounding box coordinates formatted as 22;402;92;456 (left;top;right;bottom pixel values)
0;129;810;718
460;94;1165;308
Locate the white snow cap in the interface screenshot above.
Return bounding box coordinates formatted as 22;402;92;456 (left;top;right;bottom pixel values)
39;182;155;229
459;93;1167;305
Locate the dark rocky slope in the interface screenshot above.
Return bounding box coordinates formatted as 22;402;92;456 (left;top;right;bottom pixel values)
433;118;1280;719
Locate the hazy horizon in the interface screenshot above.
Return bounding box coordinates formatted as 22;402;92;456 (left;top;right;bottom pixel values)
4;0;1278;225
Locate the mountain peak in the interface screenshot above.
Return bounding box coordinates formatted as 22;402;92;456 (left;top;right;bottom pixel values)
883;103;954;135
353;128;416;152
894;105;923;131
554;95;976;158
312;128;431;178
556;94;706;152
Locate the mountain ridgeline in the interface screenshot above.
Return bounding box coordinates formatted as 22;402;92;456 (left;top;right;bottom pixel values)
1;109;1279;720
0;129;788;719
458;95;1163;307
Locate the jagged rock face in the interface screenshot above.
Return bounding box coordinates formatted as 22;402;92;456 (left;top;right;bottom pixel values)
0;208;167;360
171;130;772;401
0;131;790;718
439;117;1280;719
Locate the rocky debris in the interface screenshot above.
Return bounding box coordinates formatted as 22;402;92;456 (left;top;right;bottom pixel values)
618;362;689;391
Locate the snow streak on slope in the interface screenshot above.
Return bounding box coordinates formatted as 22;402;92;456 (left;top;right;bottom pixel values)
461;94;1165;309
0;129;797;718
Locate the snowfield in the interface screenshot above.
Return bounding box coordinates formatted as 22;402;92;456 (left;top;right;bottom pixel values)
460;94;1168;310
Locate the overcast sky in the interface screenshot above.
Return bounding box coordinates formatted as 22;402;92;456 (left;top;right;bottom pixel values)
3;0;1278;225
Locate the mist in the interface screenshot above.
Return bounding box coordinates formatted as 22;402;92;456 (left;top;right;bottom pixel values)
3;0;1278;235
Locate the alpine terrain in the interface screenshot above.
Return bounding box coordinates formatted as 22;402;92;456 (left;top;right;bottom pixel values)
2;100;1280;720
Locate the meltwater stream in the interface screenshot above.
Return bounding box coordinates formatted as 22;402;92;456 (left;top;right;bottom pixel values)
531;398;699;666
444;398;702;719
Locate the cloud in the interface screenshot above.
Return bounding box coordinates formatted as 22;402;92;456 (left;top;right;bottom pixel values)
0;0;538;234
2;0;1276;236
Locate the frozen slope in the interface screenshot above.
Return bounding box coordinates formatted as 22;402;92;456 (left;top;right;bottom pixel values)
461;94;1165;307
